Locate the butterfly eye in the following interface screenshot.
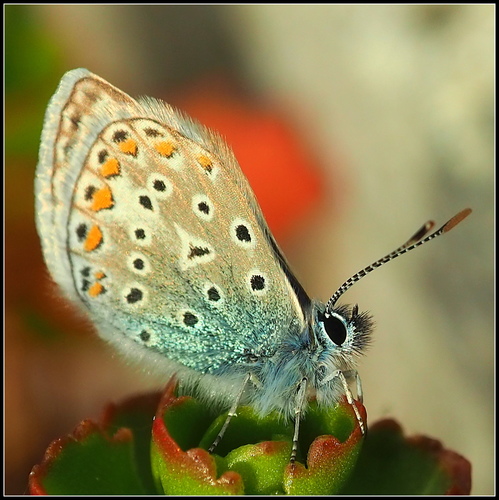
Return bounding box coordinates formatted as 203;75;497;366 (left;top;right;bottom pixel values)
323;312;348;346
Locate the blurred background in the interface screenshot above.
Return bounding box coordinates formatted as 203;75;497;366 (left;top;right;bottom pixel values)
5;5;493;494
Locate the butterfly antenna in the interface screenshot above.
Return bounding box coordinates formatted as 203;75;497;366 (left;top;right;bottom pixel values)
325;208;472;313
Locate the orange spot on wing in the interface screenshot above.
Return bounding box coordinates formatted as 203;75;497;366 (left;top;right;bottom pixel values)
198;155;213;172
91;186;114;211
119;138;137;155
88;282;104;297
101;158;120;177
94;271;106;280
84;225;103;252
155;141;176;157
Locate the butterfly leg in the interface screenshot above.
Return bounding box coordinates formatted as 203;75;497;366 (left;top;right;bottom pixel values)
342;368;364;403
290;377;308;463
335;369;366;435
208;372;251;454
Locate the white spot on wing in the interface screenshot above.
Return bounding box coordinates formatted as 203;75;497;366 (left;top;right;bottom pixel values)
174;224;215;270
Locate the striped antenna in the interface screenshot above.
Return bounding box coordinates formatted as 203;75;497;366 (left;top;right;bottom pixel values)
325;208;472;313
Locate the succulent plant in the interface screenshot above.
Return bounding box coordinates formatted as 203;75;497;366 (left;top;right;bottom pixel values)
28;377;471;495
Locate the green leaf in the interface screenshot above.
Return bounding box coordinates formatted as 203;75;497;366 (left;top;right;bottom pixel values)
151;379;366;495
283;401;366;495
225;440;292;495
339;419;471;494
199;405;294;456
103;392;161;494
29;421;149;495
150;380;244;495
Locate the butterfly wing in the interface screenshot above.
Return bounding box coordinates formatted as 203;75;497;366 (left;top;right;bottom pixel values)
36;69;310;383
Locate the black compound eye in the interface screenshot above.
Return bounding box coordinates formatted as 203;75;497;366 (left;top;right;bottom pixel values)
323;312;348;346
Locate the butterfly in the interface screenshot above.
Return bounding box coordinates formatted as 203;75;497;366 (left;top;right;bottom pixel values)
35;68;471;461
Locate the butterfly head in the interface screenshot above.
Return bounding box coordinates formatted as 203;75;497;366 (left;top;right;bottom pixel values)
311;302;373;372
